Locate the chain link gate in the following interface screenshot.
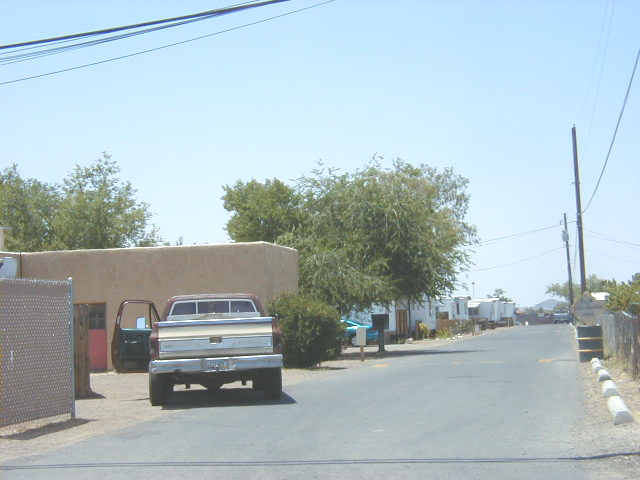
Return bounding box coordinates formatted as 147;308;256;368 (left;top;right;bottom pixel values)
0;278;74;427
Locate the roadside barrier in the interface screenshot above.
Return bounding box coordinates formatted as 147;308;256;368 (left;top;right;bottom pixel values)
576;325;603;362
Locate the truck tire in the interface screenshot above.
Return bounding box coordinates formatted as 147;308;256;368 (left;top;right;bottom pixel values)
263;368;282;400
149;373;170;406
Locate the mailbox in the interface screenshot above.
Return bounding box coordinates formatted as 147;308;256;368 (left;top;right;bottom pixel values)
371;313;388;353
371;313;389;331
354;326;367;347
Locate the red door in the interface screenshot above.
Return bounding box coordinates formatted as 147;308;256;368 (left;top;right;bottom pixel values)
74;303;108;371
89;329;107;371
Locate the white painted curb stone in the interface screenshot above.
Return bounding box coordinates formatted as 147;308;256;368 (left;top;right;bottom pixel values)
592;360;604;373
598;369;612;382
607;396;634;425
601;380;619;398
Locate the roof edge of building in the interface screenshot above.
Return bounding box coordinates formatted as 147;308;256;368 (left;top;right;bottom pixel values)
3;241;297;256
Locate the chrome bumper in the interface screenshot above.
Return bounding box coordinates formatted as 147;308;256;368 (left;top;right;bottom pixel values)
149;354;283;374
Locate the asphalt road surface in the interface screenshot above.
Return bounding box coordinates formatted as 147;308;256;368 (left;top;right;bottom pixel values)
2;325;607;479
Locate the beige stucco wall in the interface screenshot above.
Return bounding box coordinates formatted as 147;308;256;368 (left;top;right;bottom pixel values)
6;242;297;369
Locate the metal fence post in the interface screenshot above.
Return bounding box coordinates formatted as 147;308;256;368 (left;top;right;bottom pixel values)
68;277;75;420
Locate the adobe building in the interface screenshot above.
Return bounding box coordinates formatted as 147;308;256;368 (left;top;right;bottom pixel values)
1;242;298;370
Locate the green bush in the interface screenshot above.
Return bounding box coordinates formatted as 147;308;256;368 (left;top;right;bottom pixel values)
416;322;430;339
268;293;344;368
436;327;451;339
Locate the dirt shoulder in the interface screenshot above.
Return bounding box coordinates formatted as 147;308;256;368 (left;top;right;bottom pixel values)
0;329;494;464
574;354;640;479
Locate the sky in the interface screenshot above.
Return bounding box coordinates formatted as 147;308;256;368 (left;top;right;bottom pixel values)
1;0;639;307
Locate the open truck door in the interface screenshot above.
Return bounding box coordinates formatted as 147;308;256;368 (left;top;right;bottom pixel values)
111;300;160;372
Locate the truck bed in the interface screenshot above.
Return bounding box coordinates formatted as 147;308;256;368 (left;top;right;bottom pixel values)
156;315;275;360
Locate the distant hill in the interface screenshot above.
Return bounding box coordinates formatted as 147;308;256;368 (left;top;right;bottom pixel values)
534;299;561;311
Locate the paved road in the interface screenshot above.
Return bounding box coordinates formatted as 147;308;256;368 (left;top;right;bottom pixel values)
3;325;596;479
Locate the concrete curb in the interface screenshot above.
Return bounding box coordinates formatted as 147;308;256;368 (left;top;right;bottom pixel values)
607;396;634;425
597;369;612;382
591;359;604;373
601;380;619;398
590;358;634;425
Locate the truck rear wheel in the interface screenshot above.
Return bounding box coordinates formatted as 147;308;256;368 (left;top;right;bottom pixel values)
149;373;171;406
263;368;282;400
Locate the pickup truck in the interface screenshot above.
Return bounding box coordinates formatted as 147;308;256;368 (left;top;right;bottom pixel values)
146;293;283;406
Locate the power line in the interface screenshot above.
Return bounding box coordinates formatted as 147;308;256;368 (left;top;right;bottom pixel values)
478;221;577;246
1;15;226;65
471;247;565;272
478;223;564;245
582;46;640;214
0;0;336;87
0;1;287;66
585;229;640;249
582;0;615;160
0;1;286;51
576;0;613;124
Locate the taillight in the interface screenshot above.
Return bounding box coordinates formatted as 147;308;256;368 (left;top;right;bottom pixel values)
271;316;282;354
149;323;159;360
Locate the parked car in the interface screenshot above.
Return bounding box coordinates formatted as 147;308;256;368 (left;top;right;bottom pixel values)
553;312;572;324
341;319;379;344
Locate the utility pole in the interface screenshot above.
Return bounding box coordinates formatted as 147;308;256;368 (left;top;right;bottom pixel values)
572;125;587;295
563;213;574;308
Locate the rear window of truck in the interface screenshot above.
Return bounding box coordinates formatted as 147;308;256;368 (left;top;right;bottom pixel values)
169;299;257;316
198;301;230;314
171;302;196;315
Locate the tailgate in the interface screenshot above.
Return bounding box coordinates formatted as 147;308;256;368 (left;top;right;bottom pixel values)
156;316;274;360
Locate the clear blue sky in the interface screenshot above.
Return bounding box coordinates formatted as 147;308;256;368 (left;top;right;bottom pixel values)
2;1;638;307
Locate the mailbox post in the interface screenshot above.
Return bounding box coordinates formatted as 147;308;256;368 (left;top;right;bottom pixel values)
354;326;367;361
371;313;389;353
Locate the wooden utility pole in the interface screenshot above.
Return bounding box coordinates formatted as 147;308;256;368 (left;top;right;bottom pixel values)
572;126;587;294
563;213;575;307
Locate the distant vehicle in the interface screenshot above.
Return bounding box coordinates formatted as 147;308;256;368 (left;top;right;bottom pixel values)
342;319;379;344
552;312;571;324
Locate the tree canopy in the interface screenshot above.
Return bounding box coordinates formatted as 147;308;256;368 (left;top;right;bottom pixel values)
0;154;159;251
488;288;513;302
222;178;302;243
223;159;476;313
603;274;640;314
546;274;608;303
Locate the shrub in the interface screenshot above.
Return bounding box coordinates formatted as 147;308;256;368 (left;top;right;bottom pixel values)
416;322;430;339
268;292;344;368
436;327;451;339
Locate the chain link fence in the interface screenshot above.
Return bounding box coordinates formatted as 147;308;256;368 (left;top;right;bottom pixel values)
0;278;74;427
600;310;640;379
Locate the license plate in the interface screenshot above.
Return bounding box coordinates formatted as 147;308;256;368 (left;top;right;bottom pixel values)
205;358;229;371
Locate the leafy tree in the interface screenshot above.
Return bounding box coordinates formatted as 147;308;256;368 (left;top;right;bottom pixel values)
54;153;159;249
0;165;60;251
546;274;607;303
224;159;477;314
0;154;159;251
488;288;512;302
222;178;303;243
603;274;640;314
